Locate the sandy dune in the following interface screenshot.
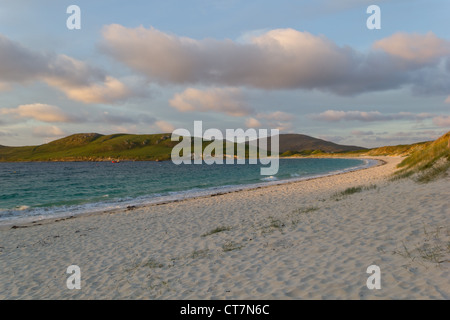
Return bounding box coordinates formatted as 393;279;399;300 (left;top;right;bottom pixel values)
0;156;448;299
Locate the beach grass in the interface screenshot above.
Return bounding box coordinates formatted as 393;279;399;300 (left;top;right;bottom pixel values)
143;258;165;269
393;225;450;265
190;249;210;259
201;226;232;237
332;184;377;200
222;241;244;252
391;131;450;183
292;206;319;214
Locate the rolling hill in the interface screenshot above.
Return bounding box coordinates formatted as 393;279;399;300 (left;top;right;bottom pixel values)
254;134;366;155
2;131;448;164
0;132;366;162
0;133;177;161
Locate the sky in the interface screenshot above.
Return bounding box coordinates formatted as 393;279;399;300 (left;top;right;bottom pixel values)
0;0;449;148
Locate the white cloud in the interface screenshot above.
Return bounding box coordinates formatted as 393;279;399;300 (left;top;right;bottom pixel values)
256;111;293;122
101;25;450;96
169;87;252;116
155;120;175;133
351;130;374;136
0;82;11;91
32;125;67;138
50;76;131;104
433;115;450;128
0;104;78;123
245;117;262;128
373;32;450;65
312;110;435;122
0;34;132;104
251;111;295;132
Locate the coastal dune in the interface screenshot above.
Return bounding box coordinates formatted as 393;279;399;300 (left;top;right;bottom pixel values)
0;156;448;299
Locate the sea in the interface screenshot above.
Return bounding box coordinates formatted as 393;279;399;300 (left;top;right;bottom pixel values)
0;158;377;226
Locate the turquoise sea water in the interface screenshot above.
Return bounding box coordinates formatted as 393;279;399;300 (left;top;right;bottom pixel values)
0;158;375;225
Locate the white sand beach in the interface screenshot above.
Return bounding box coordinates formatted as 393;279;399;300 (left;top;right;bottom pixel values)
0;156;448;299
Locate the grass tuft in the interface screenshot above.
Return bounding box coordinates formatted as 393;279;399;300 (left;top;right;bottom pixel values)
201;226;232;237
332;184;377;199
292;206;319;214
222;241;244;252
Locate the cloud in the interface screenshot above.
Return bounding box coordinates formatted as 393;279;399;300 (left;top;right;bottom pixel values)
168;86;294;131
445;96;450;104
101;25;450;96
0;104;79;123
169;87;252;116
311;110;435;122
0;130;17;137
32;126;67;138
46;75;131;104
0;82;11;91
373;32;450;65
355;130;446;147
256;111;293;122
351;130;374;136
312;110;385;122
244;111;294;131
245;117;262;128
155;120;175;133
433;115;450;127
99;111;155;125
0;34;131;104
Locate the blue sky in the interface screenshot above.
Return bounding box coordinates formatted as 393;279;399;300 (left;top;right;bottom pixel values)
0;0;449;147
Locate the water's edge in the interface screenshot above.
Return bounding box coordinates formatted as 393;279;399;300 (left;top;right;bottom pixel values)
0;158;383;229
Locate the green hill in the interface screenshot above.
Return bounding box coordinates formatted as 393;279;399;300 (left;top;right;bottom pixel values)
0;133;179;161
2;131;448;166
0;132;366;162
0;132;269;162
255;134;366;155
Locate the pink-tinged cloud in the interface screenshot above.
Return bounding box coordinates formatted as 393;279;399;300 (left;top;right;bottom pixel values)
433;115;450;127
155;120;175;133
0;34;132;104
312;110;435;122
245;117;262;128
32;125;67;137
351;130;374;136
312;110;386;122
0;82;11;91
101;25;450;95
0;104;78;123
48;76;131;104
373;32;450;65
169;87;252;116
256;111;293;122
252;111;295;131
445;96;450;104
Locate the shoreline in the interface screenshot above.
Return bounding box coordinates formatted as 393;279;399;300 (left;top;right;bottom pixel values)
0;156;383;231
1;155;448;299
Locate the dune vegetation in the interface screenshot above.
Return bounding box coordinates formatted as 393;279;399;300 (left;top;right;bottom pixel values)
391;131;450;183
